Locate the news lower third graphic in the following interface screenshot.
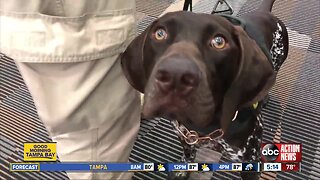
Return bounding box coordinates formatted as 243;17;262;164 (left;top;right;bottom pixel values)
9;162;301;172
9;143;300;172
9;162;262;172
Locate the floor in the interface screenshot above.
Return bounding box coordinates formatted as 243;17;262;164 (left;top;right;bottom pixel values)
1;0;319;179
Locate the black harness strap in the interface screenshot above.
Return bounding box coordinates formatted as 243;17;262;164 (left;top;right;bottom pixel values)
183;0;192;11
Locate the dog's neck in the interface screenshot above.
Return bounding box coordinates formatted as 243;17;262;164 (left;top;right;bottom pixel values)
181;102;259;137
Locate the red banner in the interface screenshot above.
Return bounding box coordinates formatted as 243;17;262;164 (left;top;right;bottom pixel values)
261;143;302;162
281;163;300;171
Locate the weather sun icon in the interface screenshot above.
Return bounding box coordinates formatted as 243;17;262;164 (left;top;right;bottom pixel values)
158;164;165;171
201;164;210;172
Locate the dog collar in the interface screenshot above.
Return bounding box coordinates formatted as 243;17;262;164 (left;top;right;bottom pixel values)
171;120;224;145
170;102;259;145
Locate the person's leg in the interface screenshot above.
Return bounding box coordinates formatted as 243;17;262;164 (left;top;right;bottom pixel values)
1;0;140;178
15;55;141;179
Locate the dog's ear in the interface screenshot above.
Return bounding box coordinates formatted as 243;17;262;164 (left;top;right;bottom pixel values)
121;27;151;93
221;26;276;132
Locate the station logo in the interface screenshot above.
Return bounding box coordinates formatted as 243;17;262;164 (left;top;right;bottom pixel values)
262;144;279;162
24;142;56;161
261;143;302;162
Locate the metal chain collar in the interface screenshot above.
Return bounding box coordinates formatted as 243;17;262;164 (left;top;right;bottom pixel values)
170;109;263;168
172;120;224;145
171;109;240;145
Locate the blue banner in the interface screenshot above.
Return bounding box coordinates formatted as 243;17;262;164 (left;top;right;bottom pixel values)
10;163;146;172
40;163;144;171
211;163;233;171
9;162;260;172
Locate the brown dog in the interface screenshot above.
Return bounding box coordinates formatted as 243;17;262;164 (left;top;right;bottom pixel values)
122;0;288;179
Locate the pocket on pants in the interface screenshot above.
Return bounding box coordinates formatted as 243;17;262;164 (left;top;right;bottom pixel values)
0;6;136;63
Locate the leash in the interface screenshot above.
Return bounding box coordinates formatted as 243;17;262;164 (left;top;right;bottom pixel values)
183;0;234;15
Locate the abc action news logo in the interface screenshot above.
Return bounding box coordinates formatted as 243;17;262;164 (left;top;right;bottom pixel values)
261;143;302;162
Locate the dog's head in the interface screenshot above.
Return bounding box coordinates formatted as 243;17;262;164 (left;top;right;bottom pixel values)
121;11;275;134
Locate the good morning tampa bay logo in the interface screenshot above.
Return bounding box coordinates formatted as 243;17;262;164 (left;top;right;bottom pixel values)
24;142;57;161
261;144;279;162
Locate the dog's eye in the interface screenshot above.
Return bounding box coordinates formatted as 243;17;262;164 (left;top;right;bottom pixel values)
154;28;168;41
210;36;226;49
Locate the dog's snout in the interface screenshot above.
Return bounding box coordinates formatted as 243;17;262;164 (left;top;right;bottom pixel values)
155;58;200;95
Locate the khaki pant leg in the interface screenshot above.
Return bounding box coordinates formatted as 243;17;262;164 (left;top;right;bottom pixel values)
15;55;141;179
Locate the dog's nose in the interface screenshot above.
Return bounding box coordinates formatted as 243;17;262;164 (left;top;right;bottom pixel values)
155;58;200;95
